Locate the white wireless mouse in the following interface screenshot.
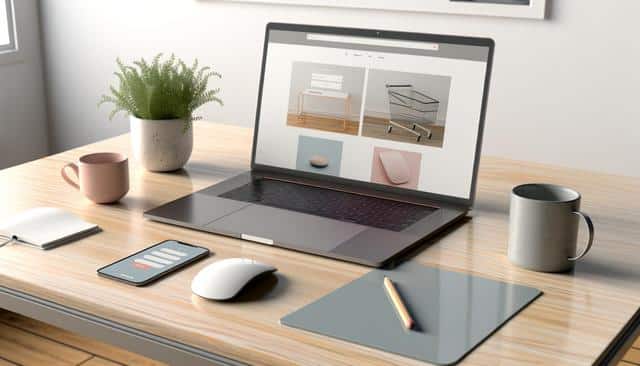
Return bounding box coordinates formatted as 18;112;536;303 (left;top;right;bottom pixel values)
191;258;277;300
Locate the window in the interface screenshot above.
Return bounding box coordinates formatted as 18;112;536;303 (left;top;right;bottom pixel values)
0;0;15;53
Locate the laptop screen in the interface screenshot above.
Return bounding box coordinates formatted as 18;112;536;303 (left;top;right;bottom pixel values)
254;25;492;201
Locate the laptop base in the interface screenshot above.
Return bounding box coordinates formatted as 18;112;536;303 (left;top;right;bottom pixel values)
144;172;467;267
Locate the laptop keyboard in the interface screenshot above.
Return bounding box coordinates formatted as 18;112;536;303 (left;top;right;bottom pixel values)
219;179;435;232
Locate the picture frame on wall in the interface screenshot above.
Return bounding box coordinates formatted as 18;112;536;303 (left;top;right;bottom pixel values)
223;0;547;19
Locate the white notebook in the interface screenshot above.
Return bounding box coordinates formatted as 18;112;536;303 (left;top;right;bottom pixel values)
0;207;101;249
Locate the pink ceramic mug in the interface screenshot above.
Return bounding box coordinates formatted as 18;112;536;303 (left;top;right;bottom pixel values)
61;152;129;203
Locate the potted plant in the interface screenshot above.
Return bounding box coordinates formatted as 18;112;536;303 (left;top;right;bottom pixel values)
99;54;222;171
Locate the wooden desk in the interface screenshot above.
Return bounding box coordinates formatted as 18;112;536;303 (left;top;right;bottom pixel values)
0;122;638;365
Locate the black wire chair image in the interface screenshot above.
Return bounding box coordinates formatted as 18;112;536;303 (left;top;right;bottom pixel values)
385;84;440;142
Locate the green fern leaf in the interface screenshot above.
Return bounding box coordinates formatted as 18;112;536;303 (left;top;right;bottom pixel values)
99;54;223;131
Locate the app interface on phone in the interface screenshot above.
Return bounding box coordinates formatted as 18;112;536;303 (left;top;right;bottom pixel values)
99;241;208;284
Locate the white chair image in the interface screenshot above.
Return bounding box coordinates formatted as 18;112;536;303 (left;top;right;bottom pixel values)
297;73;351;131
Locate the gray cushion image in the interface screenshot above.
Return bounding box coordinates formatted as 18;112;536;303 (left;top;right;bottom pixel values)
296;135;343;176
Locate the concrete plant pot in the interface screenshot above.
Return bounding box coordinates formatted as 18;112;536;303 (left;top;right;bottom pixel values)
130;116;193;172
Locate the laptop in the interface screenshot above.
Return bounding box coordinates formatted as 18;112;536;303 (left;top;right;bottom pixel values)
145;23;494;267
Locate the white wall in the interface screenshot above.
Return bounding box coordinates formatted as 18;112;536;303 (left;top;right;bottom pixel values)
0;0;48;169
39;0;640;177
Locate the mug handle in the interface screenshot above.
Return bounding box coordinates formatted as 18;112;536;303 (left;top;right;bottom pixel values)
568;211;595;261
61;163;80;190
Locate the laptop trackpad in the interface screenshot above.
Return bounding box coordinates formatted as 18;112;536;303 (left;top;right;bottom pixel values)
145;194;250;226
205;204;367;252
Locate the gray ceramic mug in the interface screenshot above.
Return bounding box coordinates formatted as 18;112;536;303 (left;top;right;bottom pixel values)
508;183;594;272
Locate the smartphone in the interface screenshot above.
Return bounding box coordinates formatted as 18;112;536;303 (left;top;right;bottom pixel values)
97;240;210;286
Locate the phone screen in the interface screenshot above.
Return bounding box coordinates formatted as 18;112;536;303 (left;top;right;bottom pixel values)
97;240;209;286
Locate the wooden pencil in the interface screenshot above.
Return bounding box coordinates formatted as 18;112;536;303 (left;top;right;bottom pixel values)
383;276;414;330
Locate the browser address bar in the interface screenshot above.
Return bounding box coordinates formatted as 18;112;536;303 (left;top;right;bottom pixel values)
307;34;439;51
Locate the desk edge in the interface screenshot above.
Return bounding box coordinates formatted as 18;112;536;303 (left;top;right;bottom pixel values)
0;285;246;366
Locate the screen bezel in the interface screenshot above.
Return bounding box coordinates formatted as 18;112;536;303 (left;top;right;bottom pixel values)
251;23;494;208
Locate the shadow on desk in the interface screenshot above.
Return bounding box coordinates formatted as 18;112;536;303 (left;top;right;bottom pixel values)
574;257;640;284
473;200;509;215
232;273;286;303
190;274;287;310
384;216;472;269
184;162;247;178
119;164;247;211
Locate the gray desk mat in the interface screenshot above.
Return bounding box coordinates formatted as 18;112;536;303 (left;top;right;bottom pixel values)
281;262;541;365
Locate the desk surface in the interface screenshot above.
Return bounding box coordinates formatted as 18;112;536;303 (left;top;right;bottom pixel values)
0;122;638;365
